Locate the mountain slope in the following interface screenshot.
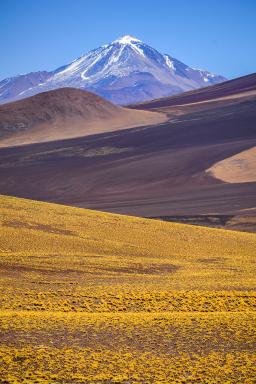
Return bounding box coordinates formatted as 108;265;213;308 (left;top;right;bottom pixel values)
207;146;256;183
0;87;166;147
0;35;226;105
130;72;256;110
0;71;52;103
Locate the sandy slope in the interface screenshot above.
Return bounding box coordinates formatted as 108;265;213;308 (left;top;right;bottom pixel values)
0;87;166;147
207;146;256;183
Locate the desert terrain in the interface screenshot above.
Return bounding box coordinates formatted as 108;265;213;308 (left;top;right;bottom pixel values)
0;74;255;231
0;88;166;147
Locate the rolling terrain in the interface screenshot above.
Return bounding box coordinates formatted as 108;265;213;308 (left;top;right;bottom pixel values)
0;87;165;147
130;72;256;109
0;194;256;382
0;73;255;231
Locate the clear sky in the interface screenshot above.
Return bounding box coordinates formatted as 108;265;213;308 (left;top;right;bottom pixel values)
1;0;255;80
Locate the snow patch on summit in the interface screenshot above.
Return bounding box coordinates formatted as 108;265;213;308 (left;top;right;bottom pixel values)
113;35;145;57
114;35;142;44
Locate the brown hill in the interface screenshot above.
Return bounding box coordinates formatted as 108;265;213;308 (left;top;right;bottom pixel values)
129;72;256;110
0;87;166;147
0;74;255;232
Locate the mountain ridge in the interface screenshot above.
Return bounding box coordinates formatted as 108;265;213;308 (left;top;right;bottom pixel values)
0;35;226;105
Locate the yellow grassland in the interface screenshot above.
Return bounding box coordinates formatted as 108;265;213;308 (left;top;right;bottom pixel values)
0;194;256;383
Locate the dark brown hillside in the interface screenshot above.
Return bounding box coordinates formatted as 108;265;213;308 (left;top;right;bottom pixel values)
0;74;255;231
129;72;256;110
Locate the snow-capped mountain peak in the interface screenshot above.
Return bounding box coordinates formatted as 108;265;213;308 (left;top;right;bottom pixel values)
114;35;142;44
0;35;226;105
111;35;145;57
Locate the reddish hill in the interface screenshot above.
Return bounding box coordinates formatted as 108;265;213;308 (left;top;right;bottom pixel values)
0;87;166;147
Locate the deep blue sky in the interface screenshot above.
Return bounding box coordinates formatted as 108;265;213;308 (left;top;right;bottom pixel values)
1;0;255;80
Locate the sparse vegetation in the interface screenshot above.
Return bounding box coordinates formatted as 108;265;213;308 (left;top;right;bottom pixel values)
0;194;256;383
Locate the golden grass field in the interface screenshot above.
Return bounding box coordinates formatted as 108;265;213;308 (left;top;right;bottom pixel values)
0;194;256;383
